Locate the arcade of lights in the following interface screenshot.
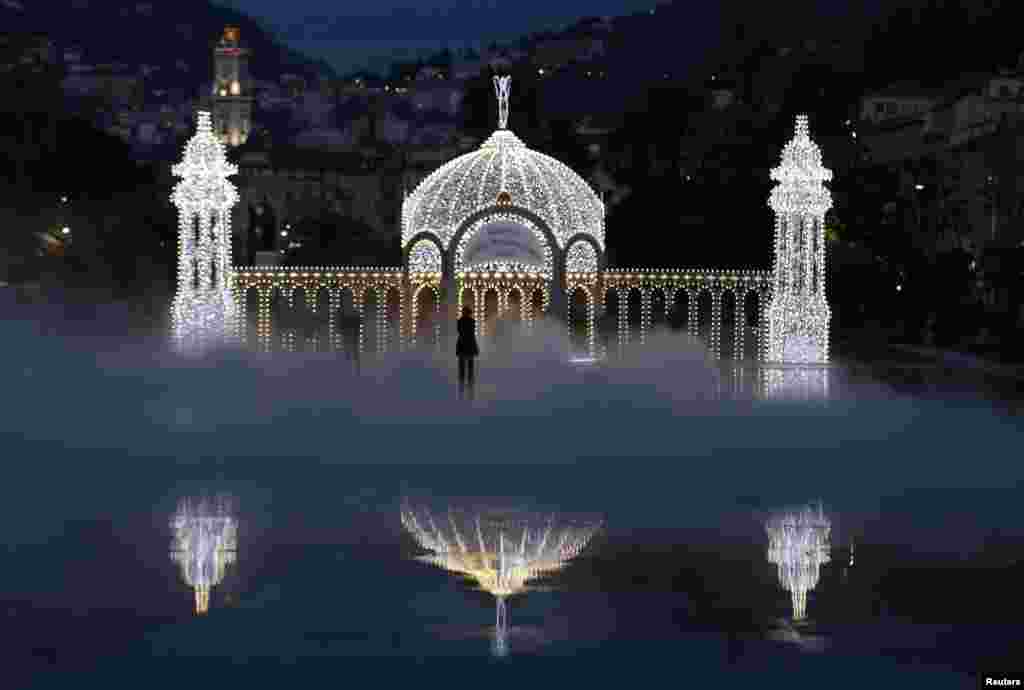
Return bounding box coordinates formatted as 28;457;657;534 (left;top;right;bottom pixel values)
765;504;832;622
401;503;600;656
172;79;834;366
170;496;238;615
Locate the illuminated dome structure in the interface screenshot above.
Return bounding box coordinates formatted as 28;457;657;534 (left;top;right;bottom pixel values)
402;503;600;656
170;496;238;615
766;503;831;622
402;76;605;278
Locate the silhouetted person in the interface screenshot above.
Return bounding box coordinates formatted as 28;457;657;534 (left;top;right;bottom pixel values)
456;306;479;398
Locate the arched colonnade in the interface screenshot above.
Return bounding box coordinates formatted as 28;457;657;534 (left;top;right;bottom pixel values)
233;267;773;361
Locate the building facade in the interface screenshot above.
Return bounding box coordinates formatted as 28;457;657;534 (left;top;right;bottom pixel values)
211;26;252;147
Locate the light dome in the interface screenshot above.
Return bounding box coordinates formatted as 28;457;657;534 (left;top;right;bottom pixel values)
402;128;605;252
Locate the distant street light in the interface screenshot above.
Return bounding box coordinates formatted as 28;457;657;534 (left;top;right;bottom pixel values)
914;184;924;191
280;230;288;237
896;284;902;292
61;196;68;203
61;226;70;235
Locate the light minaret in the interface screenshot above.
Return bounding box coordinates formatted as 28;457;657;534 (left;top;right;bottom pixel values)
212;26;252;147
766;114;832;364
170;111;240;353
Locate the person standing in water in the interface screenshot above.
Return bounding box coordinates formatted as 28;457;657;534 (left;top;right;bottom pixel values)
456;305;479;397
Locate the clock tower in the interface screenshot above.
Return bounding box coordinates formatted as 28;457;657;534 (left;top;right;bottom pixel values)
212;26;252;147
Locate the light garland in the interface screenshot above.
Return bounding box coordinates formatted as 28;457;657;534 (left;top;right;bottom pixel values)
402;504;600;657
766;115;832;364
170;496;237;615
170;111;241;353
765;504;831;621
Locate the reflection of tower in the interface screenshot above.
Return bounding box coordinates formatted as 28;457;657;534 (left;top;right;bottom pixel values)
170;496;238;615
766;503;831;621
766;115;832;364
170;111;241;353
212;26;252;148
402;504;600;657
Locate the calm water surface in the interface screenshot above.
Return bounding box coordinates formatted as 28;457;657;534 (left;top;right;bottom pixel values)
1;308;1021;688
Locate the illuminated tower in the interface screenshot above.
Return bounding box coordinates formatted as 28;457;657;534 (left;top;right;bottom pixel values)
766;503;831;621
170;111;240;353
402;504;600;657
766;114;832;364
212;26;252;147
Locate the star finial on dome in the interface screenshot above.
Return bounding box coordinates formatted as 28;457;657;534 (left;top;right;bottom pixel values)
493;75;511;129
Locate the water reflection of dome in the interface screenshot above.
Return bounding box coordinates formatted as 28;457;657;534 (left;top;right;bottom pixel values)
402;506;598;598
402;504;600;656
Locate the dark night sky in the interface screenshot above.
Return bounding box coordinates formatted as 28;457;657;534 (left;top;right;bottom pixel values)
213;0;885;77
214;0;658;75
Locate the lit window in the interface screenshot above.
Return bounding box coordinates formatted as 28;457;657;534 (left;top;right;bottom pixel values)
230;80;240;95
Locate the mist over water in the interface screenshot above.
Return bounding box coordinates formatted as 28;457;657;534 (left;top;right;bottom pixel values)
2;291;1021;548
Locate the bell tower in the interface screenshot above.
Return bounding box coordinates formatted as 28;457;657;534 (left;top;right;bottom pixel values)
212;26;253;147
